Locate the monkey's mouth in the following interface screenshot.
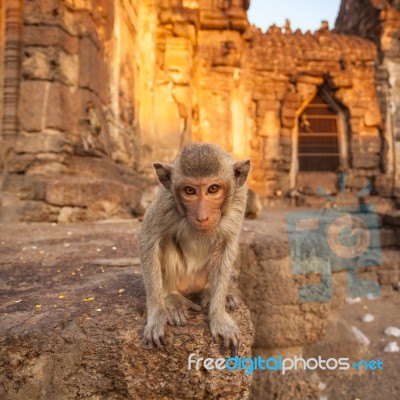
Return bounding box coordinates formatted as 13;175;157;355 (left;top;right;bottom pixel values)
192;221;216;234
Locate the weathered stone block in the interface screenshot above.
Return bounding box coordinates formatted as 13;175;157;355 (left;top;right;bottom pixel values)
279;135;292;146
59;51;79;87
45;83;74;132
258;111;279;137
352;153;380;169
22;48;51;80
165;37;193;84
159;8;197;25
364;105;382;127
20;200;60;222
281;107;296;120
378;270;400;285
67;156;134;182
256;100;279;117
26;162;68;176
361;135;381;152
6;153;36;173
172;23;196;45
375;174;395;197
78;37;100;91
58;206;86;223
15;133;66;154
280;127;293;137
200;12;230;30
381;249;400;271
1;174;47;201
331;71;353;88
23;25;78;54
24;0;65;25
350;117;361;132
281;144;292;156
46;177;141;212
18;81;47;132
297;74;324;86
237;228;331;349
383;211;400;227
380;228;398;248
282;116;295;129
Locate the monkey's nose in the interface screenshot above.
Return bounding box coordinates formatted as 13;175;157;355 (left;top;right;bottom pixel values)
196;216;209;223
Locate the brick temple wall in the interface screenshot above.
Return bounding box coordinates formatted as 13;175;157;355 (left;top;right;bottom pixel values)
0;0;399;221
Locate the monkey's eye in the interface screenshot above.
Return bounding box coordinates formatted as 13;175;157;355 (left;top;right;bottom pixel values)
208;185;220;194
184;186;196;195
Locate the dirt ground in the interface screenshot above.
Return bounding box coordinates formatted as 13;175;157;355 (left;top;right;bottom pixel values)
0;211;399;399
321;292;400;400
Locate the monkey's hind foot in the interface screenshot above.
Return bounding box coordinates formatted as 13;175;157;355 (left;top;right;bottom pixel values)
143;309;169;350
200;289;239;311
210;313;240;356
165;293;202;326
225;294;239;311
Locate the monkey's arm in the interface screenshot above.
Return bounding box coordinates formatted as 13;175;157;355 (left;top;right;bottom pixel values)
140;196;173;349
140;235;170;349
140;192;186;348
140;238;165;313
208;238;240;354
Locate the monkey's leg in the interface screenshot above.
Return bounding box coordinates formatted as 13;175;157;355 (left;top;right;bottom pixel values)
208;242;240;355
164;293;201;326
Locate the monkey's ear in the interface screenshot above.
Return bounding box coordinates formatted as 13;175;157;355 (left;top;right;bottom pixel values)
233;159;251;188
153;162;173;189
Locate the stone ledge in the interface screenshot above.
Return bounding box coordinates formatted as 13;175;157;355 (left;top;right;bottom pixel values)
0;222;253;400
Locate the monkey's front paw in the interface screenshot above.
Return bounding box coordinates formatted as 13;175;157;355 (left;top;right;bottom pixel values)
165;293;201;326
143;310;168;350
209;313;240;355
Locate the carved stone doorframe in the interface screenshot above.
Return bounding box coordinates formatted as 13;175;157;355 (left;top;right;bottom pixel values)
290;87;350;189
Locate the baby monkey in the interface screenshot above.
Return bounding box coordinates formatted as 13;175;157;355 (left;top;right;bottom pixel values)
140;142;250;354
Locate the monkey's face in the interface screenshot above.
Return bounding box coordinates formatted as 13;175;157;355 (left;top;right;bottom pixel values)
178;178;227;234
